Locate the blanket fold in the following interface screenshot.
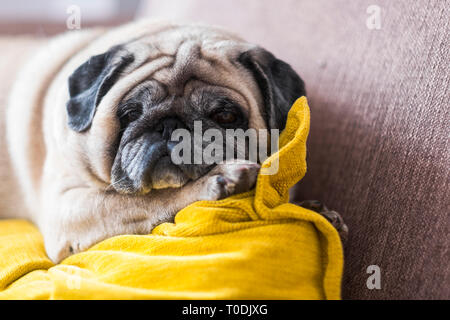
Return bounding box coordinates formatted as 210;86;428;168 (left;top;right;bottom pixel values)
0;97;343;299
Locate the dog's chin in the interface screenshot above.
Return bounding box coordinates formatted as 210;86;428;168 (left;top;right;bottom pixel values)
111;156;191;195
149;156;190;190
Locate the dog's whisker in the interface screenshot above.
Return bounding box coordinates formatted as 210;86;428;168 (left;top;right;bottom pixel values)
105;176;128;191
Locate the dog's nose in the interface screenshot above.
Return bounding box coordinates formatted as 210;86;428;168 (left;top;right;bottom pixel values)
155;117;184;140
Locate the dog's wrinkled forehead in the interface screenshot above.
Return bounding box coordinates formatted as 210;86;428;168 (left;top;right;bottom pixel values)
121;31;247;96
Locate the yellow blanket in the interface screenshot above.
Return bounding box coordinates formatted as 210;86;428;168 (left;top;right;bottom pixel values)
0;97;343;300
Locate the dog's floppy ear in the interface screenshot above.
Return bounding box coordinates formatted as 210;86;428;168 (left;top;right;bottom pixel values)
66;46;134;132
238;47;306;130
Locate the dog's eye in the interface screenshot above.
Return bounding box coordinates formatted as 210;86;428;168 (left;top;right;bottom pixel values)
118;103;142;126
210;110;237;125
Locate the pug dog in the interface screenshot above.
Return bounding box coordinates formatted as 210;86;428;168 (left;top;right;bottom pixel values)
1;21;344;263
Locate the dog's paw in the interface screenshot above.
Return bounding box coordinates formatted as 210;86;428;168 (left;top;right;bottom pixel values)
43;223;103;263
200;160;260;201
299;200;349;243
44;232;77;263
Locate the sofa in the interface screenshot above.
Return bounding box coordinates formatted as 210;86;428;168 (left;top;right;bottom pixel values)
0;0;447;299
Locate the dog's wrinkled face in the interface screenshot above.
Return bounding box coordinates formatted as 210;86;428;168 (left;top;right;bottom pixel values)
112;80;250;193
65;26;305;194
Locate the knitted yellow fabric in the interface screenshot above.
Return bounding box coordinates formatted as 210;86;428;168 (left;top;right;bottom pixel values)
0;97;343;299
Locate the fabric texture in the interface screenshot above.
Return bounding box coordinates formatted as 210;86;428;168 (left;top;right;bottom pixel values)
0;97;344;300
138;0;450;299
